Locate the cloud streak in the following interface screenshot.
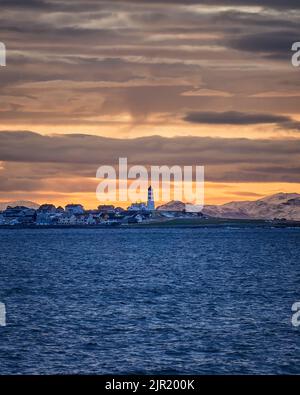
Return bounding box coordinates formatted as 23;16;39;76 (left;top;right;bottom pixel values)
184;111;292;125
1;131;300;186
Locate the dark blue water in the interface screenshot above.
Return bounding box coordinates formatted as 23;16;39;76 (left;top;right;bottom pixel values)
0;227;300;374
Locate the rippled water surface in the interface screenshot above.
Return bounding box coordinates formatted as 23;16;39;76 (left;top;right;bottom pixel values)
1;227;300;374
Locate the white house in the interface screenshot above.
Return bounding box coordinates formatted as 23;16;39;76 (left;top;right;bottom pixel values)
65;204;85;215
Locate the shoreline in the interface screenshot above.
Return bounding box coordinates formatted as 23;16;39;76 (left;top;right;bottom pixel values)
1;218;300;229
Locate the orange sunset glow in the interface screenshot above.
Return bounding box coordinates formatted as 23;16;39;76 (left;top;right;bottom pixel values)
1;0;300;208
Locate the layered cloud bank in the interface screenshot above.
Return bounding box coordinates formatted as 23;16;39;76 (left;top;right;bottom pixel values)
0;0;300;204
0;0;300;135
0;131;300;203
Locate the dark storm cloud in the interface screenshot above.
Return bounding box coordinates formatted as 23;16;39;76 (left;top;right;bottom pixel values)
1;0;300;10
0;130;297;165
228;30;300;59
0;0;52;8
101;0;300;9
1;131;300;185
184;111;292;125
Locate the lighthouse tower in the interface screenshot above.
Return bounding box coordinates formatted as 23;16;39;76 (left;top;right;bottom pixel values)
147;185;155;211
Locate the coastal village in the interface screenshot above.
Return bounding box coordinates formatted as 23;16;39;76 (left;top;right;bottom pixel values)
0;186;202;227
1;190;298;226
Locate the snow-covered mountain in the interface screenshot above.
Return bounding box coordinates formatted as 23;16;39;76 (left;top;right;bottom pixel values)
0;201;40;211
157;200;187;211
157;193;300;220
203;193;300;220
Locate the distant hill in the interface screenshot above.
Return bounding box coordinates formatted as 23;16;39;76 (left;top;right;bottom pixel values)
2;193;300;220
0;201;40;211
157;193;300;220
203;193;300;220
157;200;186;211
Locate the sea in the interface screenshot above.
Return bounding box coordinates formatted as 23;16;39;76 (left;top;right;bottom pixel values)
0;227;300;375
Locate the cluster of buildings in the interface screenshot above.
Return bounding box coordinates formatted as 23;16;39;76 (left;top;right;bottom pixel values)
0;187;158;226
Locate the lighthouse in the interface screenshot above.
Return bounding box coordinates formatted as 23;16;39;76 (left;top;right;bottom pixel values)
147;185;155;211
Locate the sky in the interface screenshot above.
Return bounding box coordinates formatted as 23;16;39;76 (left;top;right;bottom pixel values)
0;0;300;208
